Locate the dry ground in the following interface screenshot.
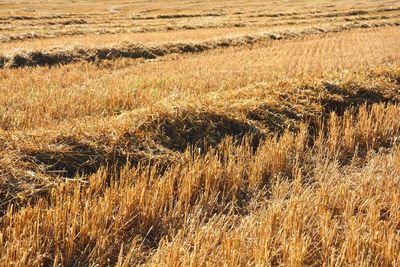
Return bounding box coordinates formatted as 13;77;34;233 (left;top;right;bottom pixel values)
1;0;400;266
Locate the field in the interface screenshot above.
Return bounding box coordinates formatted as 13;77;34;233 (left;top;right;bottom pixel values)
1;0;400;266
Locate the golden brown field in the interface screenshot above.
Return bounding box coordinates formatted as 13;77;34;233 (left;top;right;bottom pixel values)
1;0;400;266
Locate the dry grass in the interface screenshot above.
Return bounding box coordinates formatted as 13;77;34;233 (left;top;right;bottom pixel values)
1;0;400;266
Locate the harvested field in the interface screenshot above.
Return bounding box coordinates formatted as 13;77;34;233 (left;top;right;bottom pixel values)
1;0;400;266
1;20;400;68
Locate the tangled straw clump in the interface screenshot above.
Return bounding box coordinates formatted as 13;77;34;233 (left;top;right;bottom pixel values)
0;65;399;216
2;101;400;265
